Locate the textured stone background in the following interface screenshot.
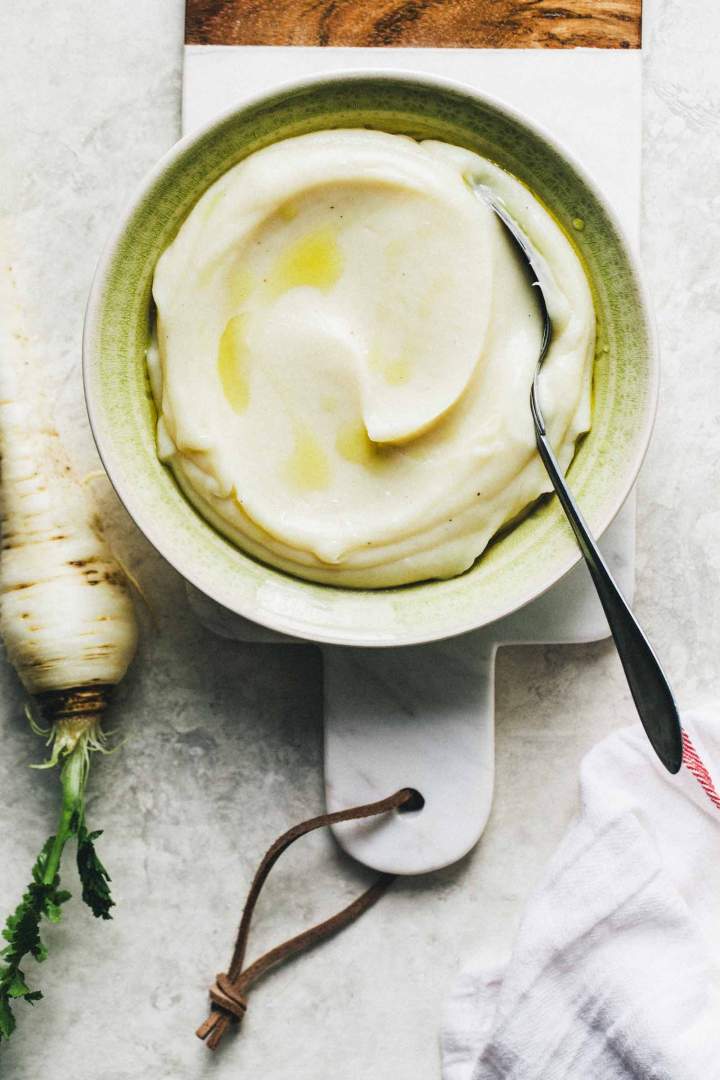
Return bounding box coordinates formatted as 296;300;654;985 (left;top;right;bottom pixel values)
1;2;718;1077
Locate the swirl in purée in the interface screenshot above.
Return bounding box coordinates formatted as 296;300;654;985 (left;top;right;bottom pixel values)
150;130;594;588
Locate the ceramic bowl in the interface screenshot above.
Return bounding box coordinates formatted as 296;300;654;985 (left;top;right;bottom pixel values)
83;71;657;646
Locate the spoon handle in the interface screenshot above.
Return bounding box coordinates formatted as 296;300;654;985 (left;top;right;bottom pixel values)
534;428;683;774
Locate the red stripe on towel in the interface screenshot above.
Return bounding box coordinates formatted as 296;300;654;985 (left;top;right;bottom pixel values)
682;730;720;811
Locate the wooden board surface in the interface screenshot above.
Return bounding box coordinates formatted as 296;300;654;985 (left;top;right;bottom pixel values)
186;0;642;49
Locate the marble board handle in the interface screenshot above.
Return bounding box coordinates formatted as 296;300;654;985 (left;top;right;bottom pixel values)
186;586;497;874
323;636;497;874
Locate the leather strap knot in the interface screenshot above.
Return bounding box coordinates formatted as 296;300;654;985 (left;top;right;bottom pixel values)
209;973;247;1020
196;788;414;1050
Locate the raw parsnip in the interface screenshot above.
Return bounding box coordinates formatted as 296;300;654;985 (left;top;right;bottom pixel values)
0;262;138;1041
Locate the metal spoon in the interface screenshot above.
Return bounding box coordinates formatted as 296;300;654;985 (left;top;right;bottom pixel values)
472;182;683;774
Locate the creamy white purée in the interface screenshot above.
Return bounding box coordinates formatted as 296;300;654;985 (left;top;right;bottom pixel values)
149;130;594;588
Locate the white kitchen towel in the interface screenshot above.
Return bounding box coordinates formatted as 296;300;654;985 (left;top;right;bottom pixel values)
442;709;720;1080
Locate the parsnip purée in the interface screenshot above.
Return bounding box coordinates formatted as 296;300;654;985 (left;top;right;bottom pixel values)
151;130;595;587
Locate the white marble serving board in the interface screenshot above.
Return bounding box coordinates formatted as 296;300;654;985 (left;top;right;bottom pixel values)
183;44;641;874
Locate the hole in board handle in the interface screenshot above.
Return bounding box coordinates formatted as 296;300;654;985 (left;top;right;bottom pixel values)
397;789;425;814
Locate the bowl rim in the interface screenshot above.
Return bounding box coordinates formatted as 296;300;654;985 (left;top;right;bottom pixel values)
83;67;658;646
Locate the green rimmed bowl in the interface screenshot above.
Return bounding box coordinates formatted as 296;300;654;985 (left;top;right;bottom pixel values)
83;71;657;647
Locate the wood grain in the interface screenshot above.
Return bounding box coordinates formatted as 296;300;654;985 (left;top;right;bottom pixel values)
186;0;642;50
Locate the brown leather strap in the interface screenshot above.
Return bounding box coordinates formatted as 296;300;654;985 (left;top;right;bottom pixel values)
196;787;415;1050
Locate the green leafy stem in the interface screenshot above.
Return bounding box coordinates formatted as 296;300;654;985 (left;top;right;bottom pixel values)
0;741;113;1041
